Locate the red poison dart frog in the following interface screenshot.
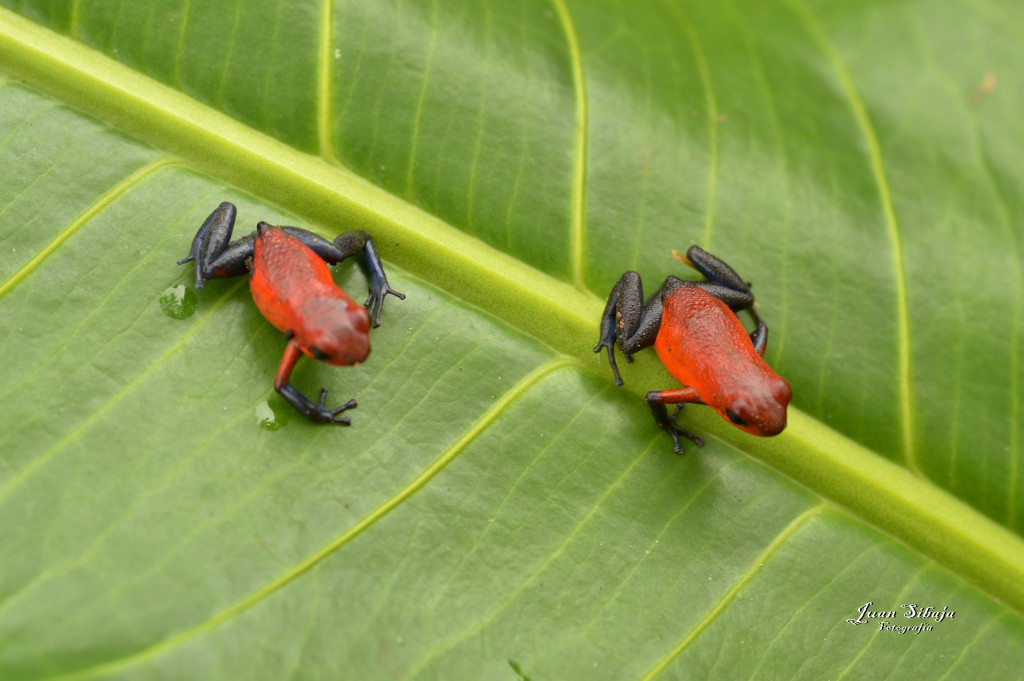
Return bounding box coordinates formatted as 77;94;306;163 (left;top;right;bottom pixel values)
178;202;405;424
594;246;791;452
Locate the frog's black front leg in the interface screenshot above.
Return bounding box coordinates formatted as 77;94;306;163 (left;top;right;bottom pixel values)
275;225;405;327
593;271;665;386
275;339;357;424
177;202;255;288
646;388;706;454
679;245;768;355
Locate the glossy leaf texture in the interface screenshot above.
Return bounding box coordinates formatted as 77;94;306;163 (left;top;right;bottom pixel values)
0;1;1022;680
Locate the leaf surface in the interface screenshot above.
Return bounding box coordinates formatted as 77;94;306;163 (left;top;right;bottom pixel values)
0;1;1022;679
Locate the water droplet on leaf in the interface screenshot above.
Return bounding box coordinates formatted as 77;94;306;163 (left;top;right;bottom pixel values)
159;284;197;319
255;400;287;431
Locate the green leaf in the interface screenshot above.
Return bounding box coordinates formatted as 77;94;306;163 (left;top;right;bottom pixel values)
0;1;1022;679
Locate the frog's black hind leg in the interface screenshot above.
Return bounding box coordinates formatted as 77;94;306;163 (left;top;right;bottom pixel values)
593;271;665;386
177;202;254;288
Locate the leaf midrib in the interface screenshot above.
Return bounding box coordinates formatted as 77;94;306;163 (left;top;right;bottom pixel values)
0;6;1021;618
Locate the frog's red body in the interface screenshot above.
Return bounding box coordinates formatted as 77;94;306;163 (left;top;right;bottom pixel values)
595;246;790;452
251;227;371;367
178;202;404;424
654;286;789;437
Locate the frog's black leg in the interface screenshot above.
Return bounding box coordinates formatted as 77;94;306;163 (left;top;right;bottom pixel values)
274;338;357;424
177;202;255;288
276;225;405;327
678;246;768;354
748;306;768;356
646;387;706;453
593;271;666;386
678;245;754;309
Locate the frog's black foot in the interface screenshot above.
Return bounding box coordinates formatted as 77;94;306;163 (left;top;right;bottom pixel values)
312;389;357;425
662;421;705;454
364;284;406;328
647;400;704;454
593;337;624;386
277;380;358;425
664;404;704;453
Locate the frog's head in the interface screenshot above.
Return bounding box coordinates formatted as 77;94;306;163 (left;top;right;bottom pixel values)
717;374;791;436
302;299;371;367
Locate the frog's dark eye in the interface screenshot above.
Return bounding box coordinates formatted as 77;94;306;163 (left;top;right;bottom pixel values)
726;408;747;426
309;346;331;360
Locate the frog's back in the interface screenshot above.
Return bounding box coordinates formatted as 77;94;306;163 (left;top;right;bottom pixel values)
653;286;772;395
